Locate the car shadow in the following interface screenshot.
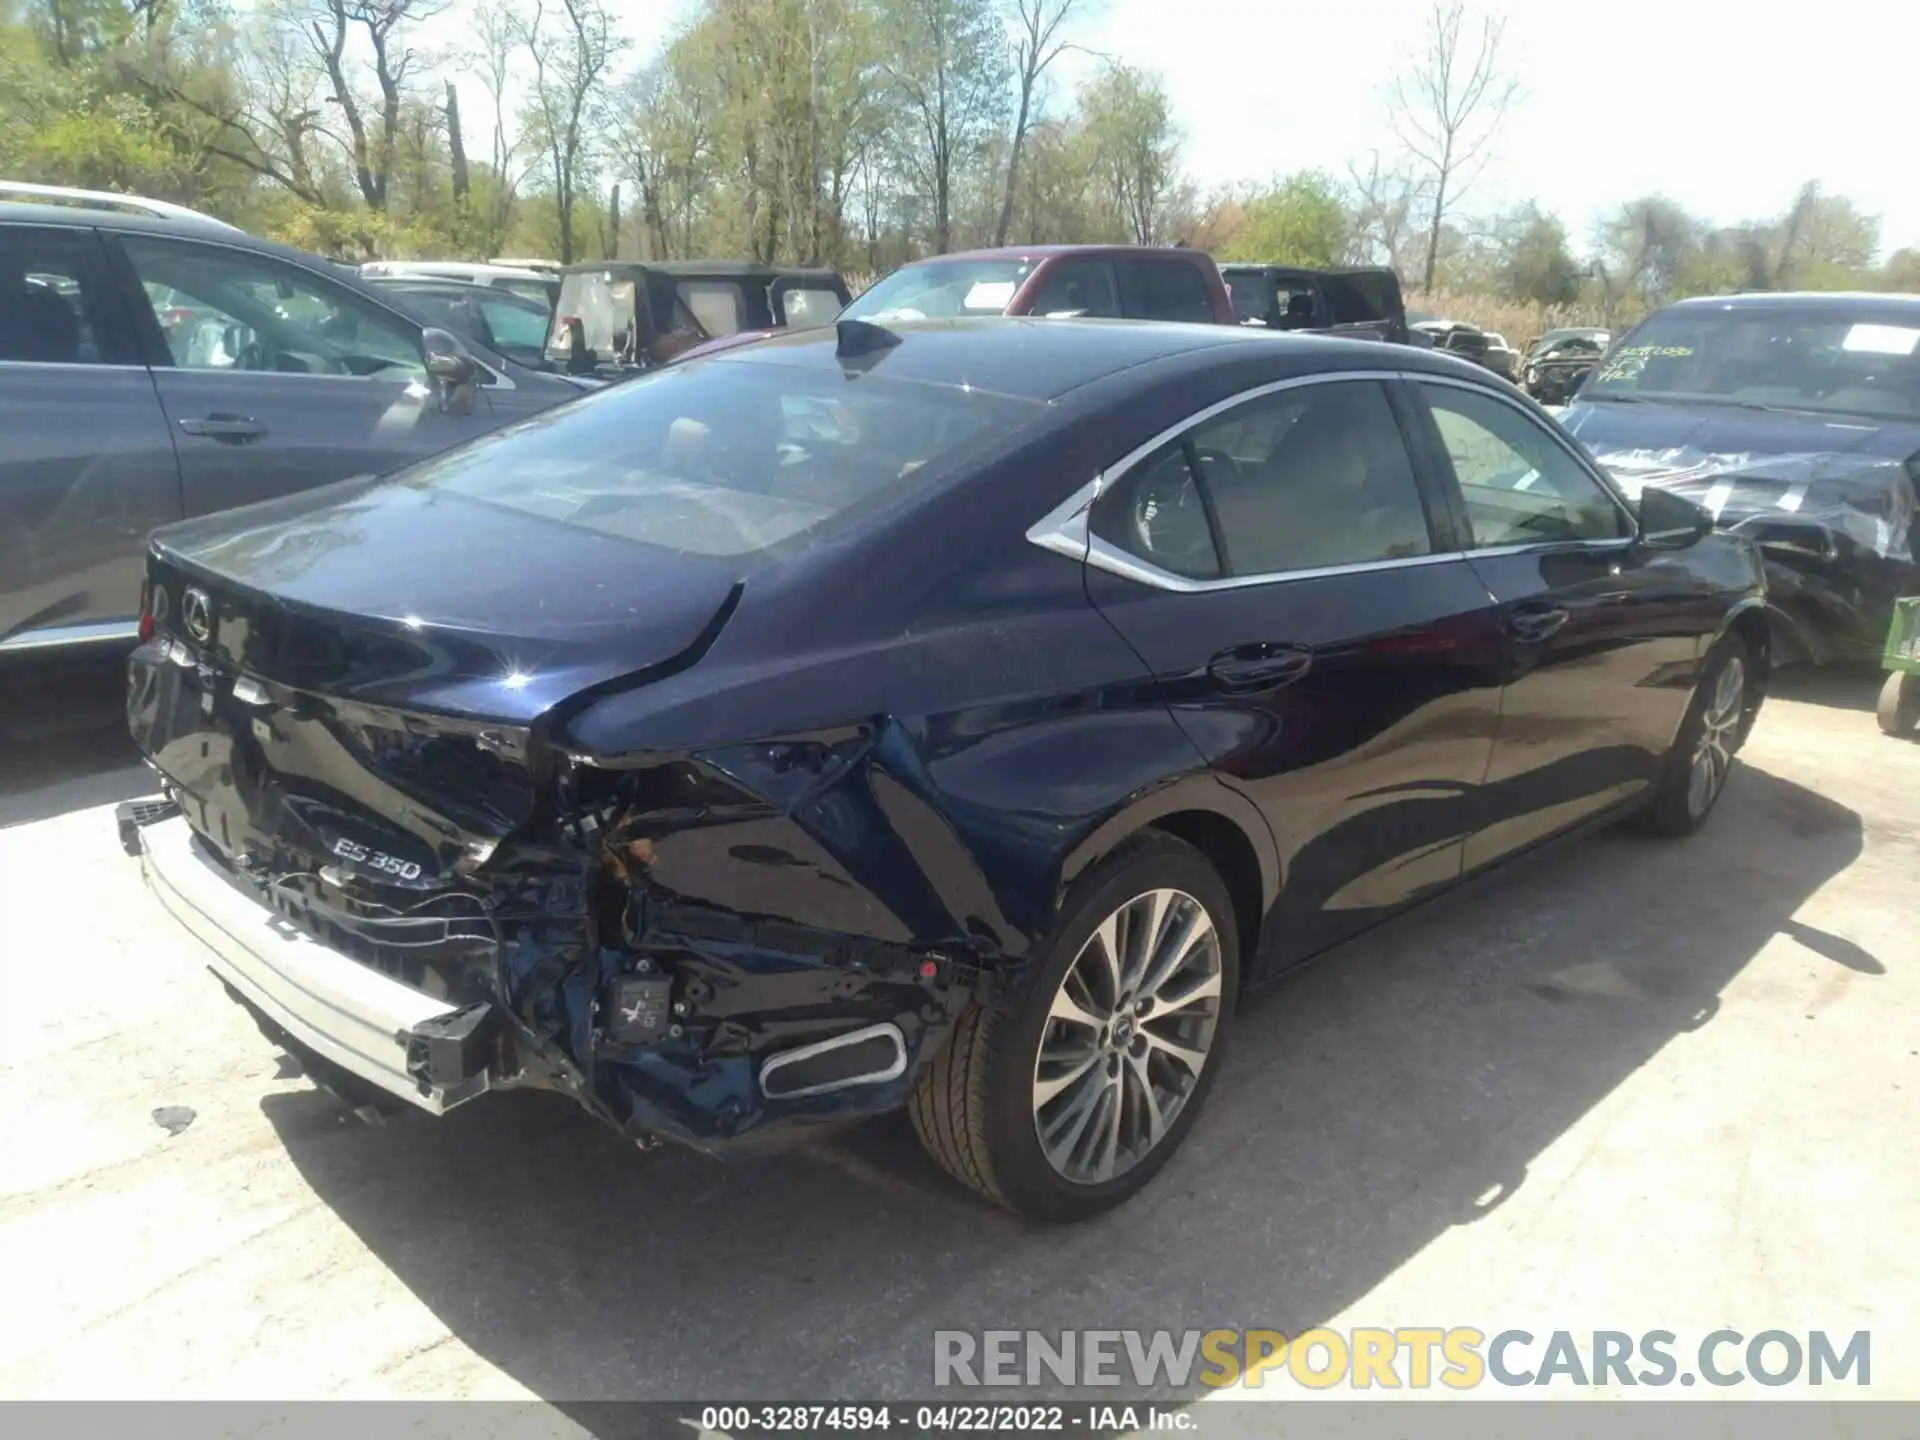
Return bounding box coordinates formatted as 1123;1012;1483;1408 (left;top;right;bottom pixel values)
259;763;1866;1413
1767;664;1885;713
0;654;148;829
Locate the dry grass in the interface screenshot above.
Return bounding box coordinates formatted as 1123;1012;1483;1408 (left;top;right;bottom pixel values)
1406;291;1617;346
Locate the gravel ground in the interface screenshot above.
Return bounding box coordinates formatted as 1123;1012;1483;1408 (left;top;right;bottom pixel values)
0;656;1913;1415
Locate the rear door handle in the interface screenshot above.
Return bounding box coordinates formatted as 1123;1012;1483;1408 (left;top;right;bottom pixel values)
179;414;268;442
1508;602;1570;643
1207;642;1314;692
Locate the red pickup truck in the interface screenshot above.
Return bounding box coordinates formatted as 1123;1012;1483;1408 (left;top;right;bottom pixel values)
838;244;1238;325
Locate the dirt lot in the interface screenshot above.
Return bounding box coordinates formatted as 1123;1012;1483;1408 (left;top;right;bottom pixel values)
0;658;1914;1411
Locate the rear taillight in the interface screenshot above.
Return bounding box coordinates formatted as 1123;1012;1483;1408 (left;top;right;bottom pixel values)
138;606;155;643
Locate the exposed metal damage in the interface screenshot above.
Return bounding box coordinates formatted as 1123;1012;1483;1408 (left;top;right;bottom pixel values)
123;650;987;1148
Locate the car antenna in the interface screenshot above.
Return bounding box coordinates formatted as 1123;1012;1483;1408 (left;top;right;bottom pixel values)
836;318;902;357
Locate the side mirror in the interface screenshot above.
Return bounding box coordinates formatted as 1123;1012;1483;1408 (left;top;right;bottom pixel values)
1637;485;1714;550
422;326;479;415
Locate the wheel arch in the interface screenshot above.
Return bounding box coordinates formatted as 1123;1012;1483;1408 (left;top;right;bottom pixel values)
1060;775;1277;973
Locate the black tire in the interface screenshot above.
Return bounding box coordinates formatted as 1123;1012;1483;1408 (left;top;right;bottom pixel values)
909;832;1240;1222
1880;671;1920;738
1635;634;1754;838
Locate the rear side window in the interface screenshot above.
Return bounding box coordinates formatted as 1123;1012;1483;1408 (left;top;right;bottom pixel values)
1027;259;1121;318
406;358;1042;559
0;225;130;365
677;280;746;338
1320;272;1397;326
1090;446;1223;579
1093;380;1434;579
1126;259;1214;323
778;287;843;328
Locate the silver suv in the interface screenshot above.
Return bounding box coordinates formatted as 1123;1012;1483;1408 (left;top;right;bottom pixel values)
0;183;587;657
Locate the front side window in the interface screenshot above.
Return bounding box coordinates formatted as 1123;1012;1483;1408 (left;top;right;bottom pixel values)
1091;379;1433;579
840;259;1033;321
120;236;423;378
1026;259;1121;318
0;225;125;365
476;295;551;358
404;356;1041;559
1419;382;1631;546
1583;306;1920;421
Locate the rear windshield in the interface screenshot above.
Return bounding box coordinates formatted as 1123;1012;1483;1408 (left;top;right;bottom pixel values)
1585;308;1920;421
840;259;1034;321
404;357;1042;558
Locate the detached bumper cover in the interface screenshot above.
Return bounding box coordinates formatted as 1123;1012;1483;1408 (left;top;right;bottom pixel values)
137;814;475;1113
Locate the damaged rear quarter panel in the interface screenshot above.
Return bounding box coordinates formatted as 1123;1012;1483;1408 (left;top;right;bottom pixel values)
549;441;1272;1144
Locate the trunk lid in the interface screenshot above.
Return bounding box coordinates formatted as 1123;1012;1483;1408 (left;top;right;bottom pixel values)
131;475;742;884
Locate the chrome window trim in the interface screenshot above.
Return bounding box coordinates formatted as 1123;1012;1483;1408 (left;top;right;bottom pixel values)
1024;366;1644;594
1402;370;1642;540
1028;369;1450;593
0;358;143;373
0;620;141;653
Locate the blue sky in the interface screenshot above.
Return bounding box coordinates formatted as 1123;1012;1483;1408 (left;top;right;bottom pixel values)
435;0;1920;258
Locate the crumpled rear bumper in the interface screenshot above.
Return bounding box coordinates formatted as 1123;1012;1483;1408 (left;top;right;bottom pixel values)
136;811;484;1114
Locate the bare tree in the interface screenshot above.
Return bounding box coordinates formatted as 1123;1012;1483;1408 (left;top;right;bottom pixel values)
1386;0;1518;290
877;0;1010;254
514;0;625;262
307;0;447;213
1345;149;1422;273
993;0;1091;246
459;2;525;239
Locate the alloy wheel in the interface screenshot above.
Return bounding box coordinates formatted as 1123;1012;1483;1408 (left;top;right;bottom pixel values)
1687;656;1745;818
1031;888;1224;1185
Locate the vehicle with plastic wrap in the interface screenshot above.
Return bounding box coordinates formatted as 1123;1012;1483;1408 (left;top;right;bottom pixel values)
546;261;851;377
120;317;1770;1221
1560;293;1920;665
839;244;1237;326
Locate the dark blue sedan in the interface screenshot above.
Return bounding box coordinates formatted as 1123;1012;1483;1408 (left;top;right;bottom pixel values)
121;317;1770;1221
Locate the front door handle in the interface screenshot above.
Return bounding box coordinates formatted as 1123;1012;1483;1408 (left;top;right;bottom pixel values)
1207;642;1314;692
179;414;268;443
1508;601;1570;643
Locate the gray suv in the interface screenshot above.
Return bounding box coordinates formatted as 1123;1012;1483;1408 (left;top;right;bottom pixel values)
0;184;587;657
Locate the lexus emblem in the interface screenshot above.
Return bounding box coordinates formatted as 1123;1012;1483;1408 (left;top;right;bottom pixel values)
182;587;213;644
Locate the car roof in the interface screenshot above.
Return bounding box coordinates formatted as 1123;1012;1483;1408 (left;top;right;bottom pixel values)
1661;291;1920;314
556;259;846;283
364;275;548;306
360;259;551;281
0;199;250;239
902;244;1209;266
704;316;1487;402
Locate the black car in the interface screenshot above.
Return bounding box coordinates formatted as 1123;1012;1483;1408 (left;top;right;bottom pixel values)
1218;264;1411;345
1560;292;1920;664
362;276;557;371
121;318;1769;1221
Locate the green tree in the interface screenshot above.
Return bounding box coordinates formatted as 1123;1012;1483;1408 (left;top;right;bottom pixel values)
1078;61;1182;245
1501;204;1581;305
1220;170;1348;266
